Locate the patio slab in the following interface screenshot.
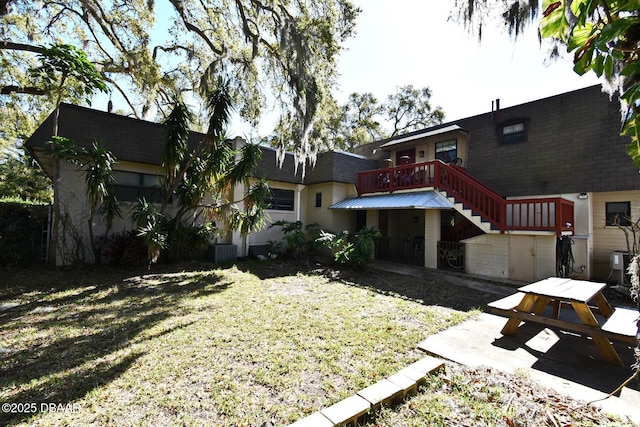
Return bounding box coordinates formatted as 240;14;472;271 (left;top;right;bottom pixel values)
418;312;640;424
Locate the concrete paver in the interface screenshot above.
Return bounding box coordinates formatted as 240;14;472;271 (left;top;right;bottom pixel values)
418;312;640;423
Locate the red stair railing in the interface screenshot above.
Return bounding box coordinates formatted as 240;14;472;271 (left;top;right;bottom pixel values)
357;160;574;235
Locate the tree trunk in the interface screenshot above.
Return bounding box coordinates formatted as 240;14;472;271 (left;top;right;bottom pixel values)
48;157;60;267
48;81;64;268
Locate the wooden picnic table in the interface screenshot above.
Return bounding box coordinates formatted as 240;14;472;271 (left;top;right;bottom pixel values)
488;277;639;366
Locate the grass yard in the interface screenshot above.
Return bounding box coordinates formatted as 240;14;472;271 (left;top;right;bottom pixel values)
0;260;477;426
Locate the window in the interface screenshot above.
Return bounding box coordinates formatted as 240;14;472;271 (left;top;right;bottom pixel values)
435;139;457;163
110;170;164;203
265;189;294;211
499;120;527;144
315;192;322;208
606;202;631;226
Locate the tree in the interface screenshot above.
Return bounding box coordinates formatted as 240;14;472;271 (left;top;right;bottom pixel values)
0;151;52;202
133;79;269;267
337;92;386;151
29;44;108;266
451;0;539;41
325;86;445;151
83;142;120;265
1;0;359;171
384;85;445;137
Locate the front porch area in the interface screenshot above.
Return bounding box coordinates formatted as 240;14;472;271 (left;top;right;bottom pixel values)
349;204;472;272
330;189;563;283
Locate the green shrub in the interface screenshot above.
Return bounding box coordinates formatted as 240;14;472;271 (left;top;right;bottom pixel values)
268;220;321;259
317;226;381;266
0;202;49;266
166;221;216;262
102;230;146;267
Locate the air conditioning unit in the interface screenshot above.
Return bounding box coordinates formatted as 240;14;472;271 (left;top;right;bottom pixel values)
610;251;629;284
206;244;237;263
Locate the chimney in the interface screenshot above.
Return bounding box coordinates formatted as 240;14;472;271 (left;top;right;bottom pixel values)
491;98;501;123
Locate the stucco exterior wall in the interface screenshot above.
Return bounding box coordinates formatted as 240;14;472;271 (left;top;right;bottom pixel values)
424;210;440;269
249;181;301;247
55;161;190;264
304;182;358;233
55;161;92;264
383;131;470;167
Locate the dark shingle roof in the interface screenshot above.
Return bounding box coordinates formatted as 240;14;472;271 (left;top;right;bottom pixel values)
25;103;203;167
25;103;371;185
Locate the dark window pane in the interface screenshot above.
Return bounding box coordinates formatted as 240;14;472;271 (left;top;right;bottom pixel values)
500;121;527;144
435;139;457;162
110;171;165;203
111;184;140;202
606;201;631;226
265;189;294;211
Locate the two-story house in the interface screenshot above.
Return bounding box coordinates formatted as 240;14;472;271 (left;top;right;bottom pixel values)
345;85;639;283
26;85;639;284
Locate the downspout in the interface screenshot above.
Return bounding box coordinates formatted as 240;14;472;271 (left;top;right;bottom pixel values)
296;184;305;222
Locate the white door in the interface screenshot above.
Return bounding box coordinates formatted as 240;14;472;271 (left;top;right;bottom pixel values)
509;236;536;282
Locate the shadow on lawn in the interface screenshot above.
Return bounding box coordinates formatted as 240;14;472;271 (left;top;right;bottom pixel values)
237;259;496;312
0;264;228;426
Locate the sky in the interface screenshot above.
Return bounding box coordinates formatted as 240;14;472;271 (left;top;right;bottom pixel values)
97;1;602;137
331;0;601;124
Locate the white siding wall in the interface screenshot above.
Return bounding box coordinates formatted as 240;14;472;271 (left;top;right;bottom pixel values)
591;190;640;279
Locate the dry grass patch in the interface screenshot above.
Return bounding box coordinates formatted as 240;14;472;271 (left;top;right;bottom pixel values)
0;261;474;426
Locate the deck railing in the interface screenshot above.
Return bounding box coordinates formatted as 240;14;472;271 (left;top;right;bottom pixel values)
357;160;574;235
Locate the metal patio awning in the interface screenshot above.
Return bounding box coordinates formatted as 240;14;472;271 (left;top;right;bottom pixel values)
329;191;454;210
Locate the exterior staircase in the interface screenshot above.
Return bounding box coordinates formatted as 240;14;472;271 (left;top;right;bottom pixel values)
357;160;574;236
441;192;495;234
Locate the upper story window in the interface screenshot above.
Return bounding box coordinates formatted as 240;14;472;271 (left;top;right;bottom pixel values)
499;120;528;144
435;139;457;163
265;188;294;211
606;201;631;226
111;170;164;203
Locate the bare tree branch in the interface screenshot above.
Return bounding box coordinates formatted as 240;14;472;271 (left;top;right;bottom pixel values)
0;41;44;53
167;0;224;56
152;44;192;60
77;0;128;52
1;85;46;95
103;77;140;119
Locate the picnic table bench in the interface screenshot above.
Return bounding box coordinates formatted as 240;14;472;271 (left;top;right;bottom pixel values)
488;278;639;366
